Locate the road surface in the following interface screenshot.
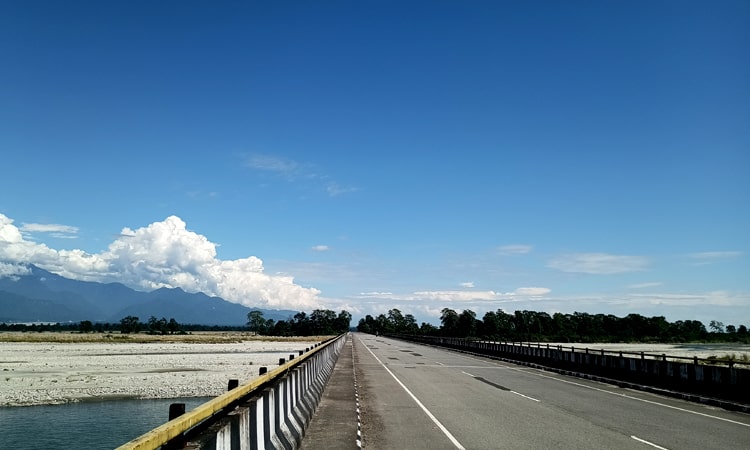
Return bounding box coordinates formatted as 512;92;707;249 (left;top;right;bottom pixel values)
353;333;750;449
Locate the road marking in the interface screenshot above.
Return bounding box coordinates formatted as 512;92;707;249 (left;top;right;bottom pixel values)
436;361;445;365
462;371;538;401
631;435;669;449
454;349;749;428
359;337;466;450
510;391;540;402
529;371;750;428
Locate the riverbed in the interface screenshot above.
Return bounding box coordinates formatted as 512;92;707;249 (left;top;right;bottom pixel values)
0;339;319;407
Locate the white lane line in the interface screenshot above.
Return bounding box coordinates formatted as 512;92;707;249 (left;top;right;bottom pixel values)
510;391;540;402
463;371;540;402
631;435;669;449
359;337;466;450
451;349;749;428
436;361;445;365
530;371;750;428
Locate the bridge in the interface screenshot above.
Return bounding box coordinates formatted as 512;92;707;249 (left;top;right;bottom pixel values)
118;333;750;449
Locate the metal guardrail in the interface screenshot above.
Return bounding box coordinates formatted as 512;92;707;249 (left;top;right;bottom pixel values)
490;341;750;369
116;335;342;450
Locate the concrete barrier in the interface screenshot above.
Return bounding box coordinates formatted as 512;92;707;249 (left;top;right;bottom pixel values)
181;334;348;450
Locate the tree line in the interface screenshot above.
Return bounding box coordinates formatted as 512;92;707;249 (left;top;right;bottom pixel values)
1;308;354;337
357;308;750;343
246;309;352;336
0;316;186;334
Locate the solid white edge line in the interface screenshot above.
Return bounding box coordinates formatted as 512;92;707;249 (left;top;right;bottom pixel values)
359;337;466;450
631;435;670;449
448;345;749;428
529;370;750;428
511;391;540;402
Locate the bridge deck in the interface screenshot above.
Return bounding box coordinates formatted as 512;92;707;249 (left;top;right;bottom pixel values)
302;333;750;450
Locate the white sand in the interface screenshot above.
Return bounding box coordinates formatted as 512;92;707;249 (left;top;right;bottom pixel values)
546;342;750;360
0;340;318;407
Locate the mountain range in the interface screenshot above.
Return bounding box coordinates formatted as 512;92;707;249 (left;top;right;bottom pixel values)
0;264;297;325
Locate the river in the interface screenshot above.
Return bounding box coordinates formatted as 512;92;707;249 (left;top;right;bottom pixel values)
0;396;212;449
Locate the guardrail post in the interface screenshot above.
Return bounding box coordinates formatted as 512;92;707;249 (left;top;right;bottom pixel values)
169;403;186;420
164;403;186;449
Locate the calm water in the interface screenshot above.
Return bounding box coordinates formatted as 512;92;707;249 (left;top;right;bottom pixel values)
0;397;212;450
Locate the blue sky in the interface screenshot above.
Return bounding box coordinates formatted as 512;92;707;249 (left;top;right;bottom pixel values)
1;1;748;327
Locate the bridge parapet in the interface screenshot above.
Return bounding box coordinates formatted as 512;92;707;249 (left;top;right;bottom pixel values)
116;333;347;450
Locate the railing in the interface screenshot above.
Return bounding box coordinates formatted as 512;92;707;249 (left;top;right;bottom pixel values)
116;333;347;450
484;341;750;369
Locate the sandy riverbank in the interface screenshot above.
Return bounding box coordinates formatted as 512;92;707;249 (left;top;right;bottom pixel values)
0;336;321;407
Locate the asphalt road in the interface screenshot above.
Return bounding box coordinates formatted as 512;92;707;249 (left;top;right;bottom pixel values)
354;333;750;450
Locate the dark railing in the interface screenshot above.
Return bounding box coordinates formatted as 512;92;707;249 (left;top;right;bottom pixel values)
485;341;750;369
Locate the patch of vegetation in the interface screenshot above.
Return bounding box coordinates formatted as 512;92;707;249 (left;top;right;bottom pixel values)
358;307;750;345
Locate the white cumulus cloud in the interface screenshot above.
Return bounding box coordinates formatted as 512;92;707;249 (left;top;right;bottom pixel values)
311;245;330;252
0;213;322;310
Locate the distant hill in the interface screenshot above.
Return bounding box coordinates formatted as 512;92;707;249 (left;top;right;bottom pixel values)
0;264;297;325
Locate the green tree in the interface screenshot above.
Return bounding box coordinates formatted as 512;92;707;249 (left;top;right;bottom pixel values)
335;310;352;333
167;318;181;334
440;308;459;336
387;309;406;332
457;309;477;337
357;317;372;333
247;310;266;335
79;320;93;333
272;320;292;336
120;316;140;334
310;309;337;334
420;322;439;335
403;314;419;334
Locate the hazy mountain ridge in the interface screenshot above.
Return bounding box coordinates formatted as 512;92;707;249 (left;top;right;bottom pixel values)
0;264;296;325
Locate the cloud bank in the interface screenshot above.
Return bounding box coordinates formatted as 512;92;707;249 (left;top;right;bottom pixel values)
0;213;322;310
